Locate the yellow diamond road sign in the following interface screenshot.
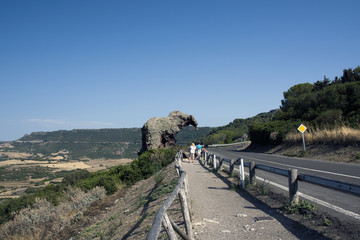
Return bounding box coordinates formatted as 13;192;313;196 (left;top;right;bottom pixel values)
298;124;307;133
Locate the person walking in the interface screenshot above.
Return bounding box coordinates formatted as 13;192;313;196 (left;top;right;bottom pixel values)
196;143;202;160
189;143;196;163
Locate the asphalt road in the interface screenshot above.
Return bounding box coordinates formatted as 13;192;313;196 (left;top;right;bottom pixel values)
207;146;360;222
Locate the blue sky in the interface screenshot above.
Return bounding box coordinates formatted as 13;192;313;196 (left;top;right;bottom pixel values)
1;0;359;141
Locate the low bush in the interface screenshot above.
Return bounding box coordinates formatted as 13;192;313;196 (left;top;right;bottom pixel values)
0;148;177;225
0;183;66;225
249;120;298;145
75;173;119;195
283;200;318;215
0;187;106;240
62;169;91;186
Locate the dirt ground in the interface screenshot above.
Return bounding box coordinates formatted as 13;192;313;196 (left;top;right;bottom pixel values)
245;187;360;240
208;156;360;240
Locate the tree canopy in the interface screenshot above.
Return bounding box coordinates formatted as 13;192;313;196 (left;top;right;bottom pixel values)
249;66;360;144
199;66;360;145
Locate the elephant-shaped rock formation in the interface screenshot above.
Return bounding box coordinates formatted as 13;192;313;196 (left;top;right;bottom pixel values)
140;111;198;154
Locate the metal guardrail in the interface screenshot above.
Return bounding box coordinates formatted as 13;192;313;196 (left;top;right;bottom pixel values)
205;153;360;204
207;141;250;148
146;150;193;240
256;164;288;177
297;174;360;195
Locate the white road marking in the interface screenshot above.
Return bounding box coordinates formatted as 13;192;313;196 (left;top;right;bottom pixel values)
244;156;360;180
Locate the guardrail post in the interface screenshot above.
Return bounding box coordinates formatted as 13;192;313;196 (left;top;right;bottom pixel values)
230;159;235;176
288;168;299;204
213;154;217;169
219;157;223;170
239;158;245;188
249;161;256;185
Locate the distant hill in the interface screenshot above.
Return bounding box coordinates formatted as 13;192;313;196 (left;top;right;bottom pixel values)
10;127;212;160
174;126;213;145
18;128;141;143
13;128;142;159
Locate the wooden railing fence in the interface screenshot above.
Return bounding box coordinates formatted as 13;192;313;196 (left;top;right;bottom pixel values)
146;150;193;240
205;153;360;204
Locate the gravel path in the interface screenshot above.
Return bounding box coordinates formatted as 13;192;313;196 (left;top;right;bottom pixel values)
182;159;299;240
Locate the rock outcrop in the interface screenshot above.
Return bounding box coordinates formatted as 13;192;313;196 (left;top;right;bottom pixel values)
140;111;198;154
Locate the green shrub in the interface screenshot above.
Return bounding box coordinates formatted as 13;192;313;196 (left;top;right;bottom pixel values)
323;216;332;226
75;174;119;195
249;120;298;145
0;187;106;239
73;148;176;193
62;169;91;186
283;200;317;215
0;183;66;224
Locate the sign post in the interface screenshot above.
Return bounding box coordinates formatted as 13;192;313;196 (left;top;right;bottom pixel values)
297;124;307;151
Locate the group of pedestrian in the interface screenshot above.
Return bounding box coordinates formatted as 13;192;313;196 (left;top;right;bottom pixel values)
189;143;204;163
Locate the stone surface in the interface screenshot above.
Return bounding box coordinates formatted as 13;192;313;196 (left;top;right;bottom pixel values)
140;111;198;153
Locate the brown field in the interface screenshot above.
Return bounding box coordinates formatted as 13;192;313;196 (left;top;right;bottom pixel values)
0;152;33;159
0;143;133;198
84;158;133;172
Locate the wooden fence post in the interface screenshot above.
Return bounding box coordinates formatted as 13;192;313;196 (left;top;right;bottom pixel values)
178;188;193;239
183;173;191;213
169;218;191;240
219;157;223;170
249;161;256;185
162;213;178;240
288;168;299;204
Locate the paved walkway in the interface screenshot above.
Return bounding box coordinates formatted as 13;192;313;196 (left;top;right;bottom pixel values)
182;159;299;240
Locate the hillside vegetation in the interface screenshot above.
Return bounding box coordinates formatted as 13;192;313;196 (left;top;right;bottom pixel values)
198;110;278;145
250;66;360;145
0;148;177;236
174;126;213;145
200;66;360;146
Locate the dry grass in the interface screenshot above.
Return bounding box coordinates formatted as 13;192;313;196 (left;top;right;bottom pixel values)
284;126;360;145
0;187;106;240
